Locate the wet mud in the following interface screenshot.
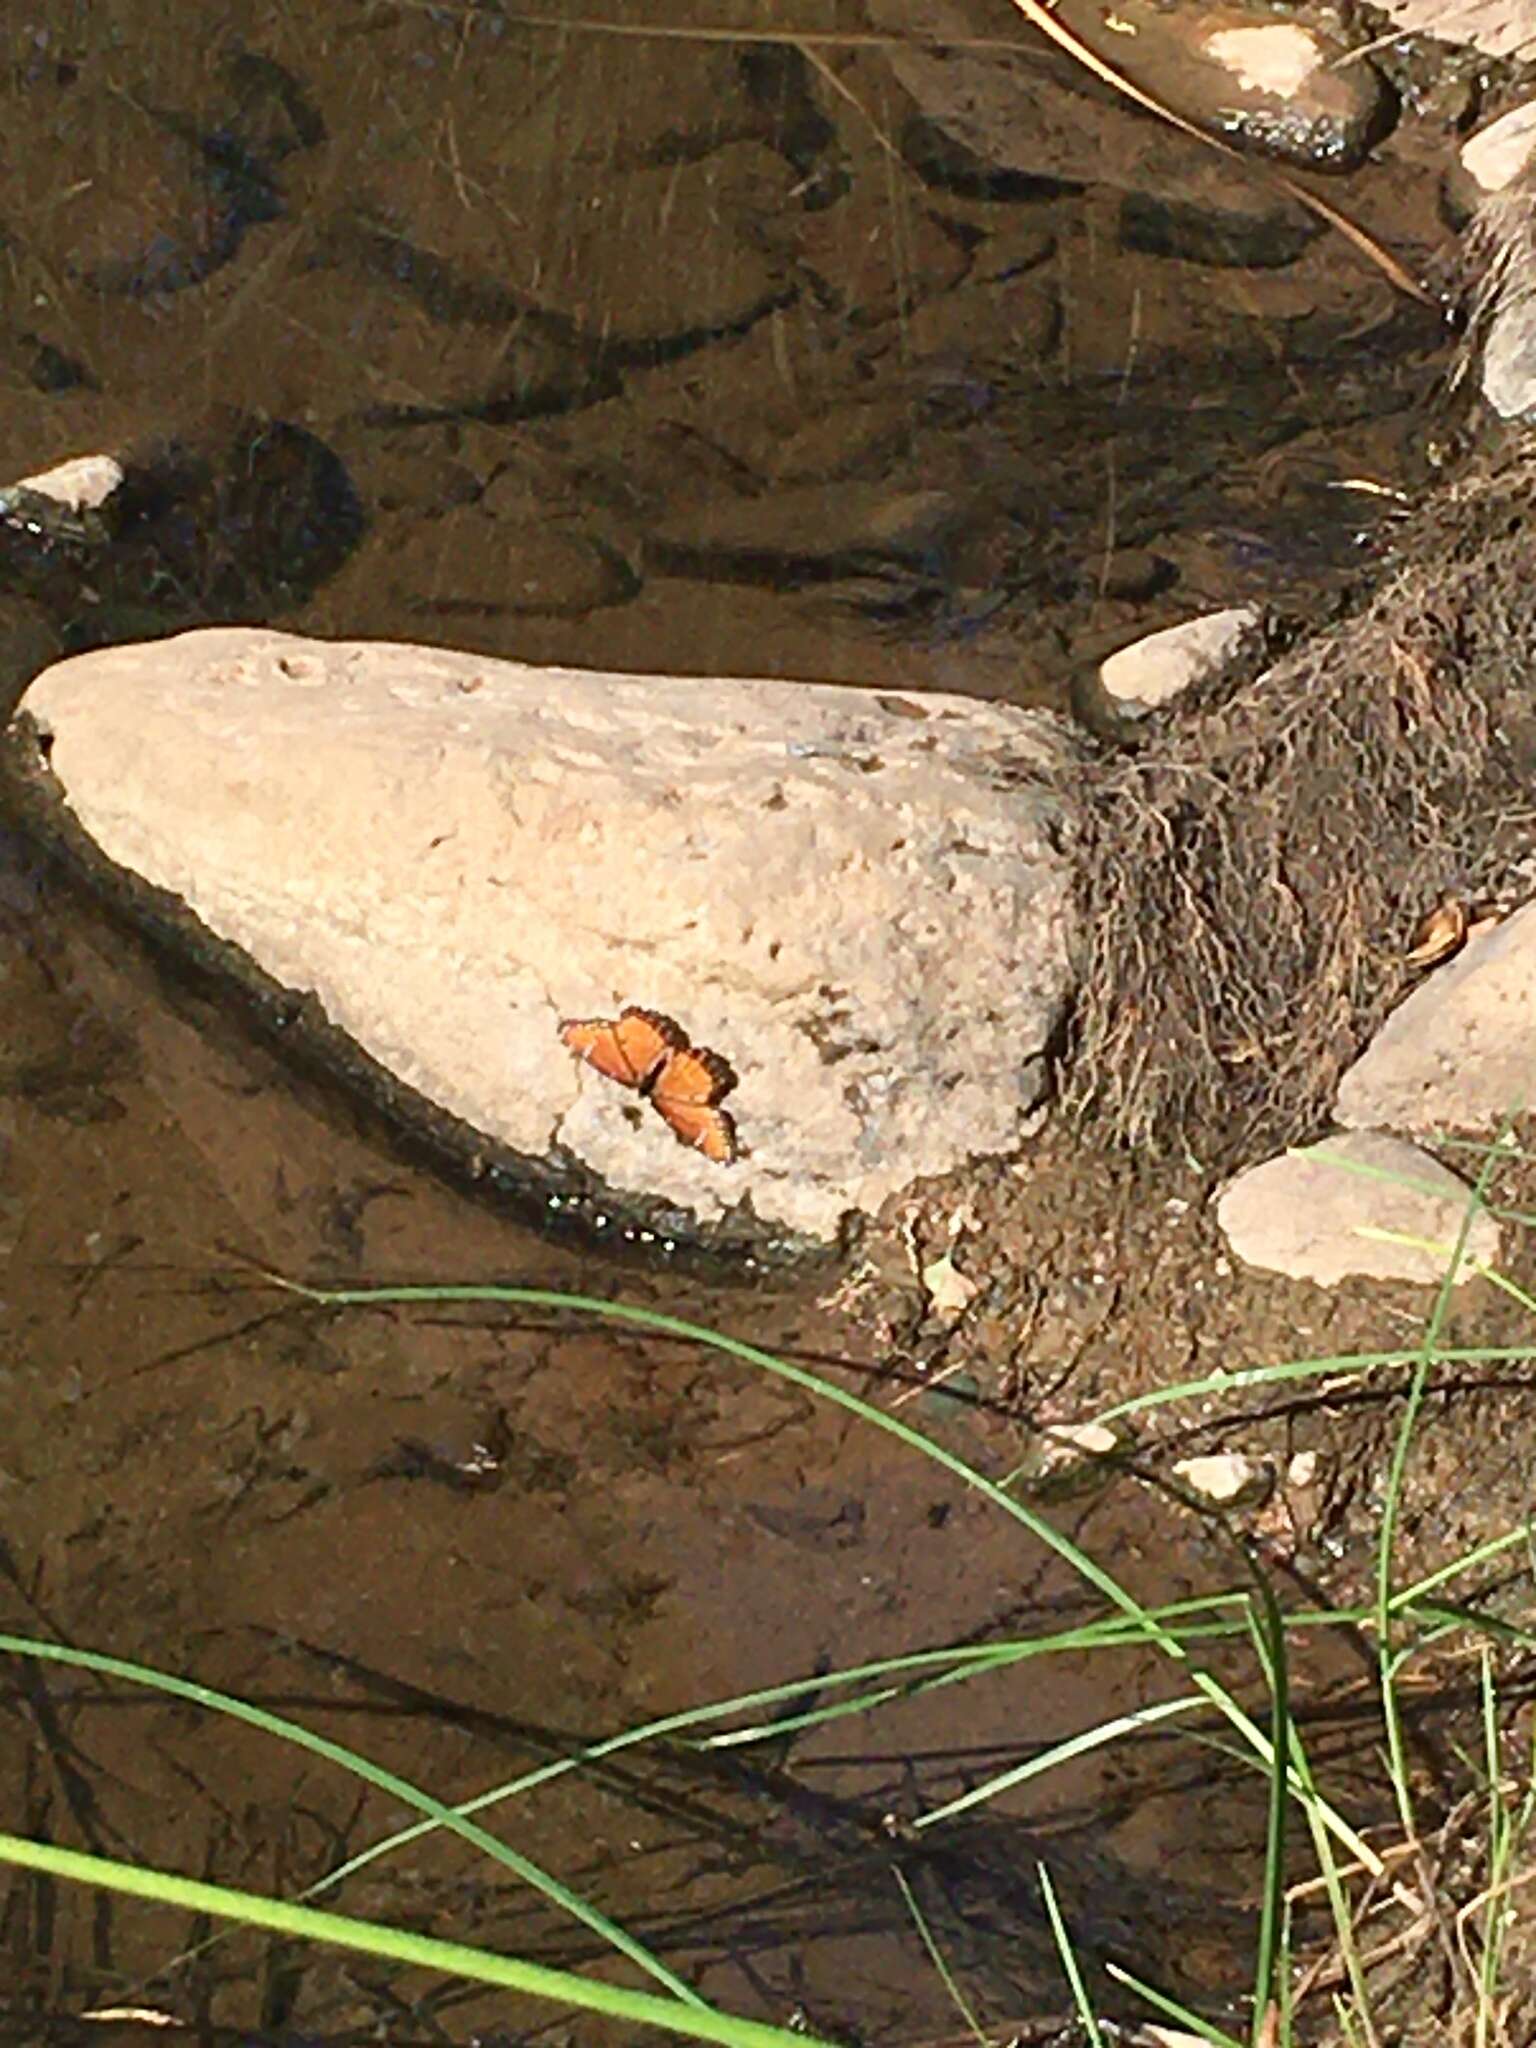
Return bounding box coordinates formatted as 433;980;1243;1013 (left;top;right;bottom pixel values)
0;847;1276;2037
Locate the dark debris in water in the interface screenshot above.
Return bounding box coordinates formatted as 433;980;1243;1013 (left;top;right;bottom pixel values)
0;410;366;650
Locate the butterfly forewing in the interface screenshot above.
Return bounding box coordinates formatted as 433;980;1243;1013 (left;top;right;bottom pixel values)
559;1006;683;1090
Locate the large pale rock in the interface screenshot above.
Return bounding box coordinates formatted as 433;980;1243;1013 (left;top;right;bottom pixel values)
1216;1130;1501;1287
1336;902;1536;1134
17;629;1078;1244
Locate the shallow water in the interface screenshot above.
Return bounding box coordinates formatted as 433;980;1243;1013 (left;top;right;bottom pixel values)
0;0;1464;2036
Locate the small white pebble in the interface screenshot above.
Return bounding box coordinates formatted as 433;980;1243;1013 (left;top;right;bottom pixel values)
1173;1452;1262;1504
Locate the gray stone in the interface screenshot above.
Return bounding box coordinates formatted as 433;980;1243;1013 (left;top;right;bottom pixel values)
16;628;1080;1244
1336;900;1536;1134
1480;281;1536;421
1099;606;1260;712
1215;1130;1501;1287
1460;101;1536;195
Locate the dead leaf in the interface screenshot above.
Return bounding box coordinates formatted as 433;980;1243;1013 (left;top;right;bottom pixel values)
921;1251;977;1318
1405;892;1467;967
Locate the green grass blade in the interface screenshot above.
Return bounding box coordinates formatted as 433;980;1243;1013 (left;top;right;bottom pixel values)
0;1831;832;2048
1038;1861;1100;2043
1102;1960;1243;2046
1287;1720;1379;2042
914;1694;1205;1828
1246;1570;1290;2046
1088;1345;1536;1427
0;1630;700;2006
1374;1132;1506;1847
308;1598;1254;1907
892;1865;992;2046
1389;1526;1535;1611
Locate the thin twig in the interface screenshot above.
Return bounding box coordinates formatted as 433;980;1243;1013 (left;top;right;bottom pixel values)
1001;0;1442;309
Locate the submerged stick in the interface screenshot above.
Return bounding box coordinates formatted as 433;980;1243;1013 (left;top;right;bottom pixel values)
1002;0;1441;309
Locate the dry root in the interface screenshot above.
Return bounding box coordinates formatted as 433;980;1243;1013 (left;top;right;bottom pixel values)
1061;451;1536;1162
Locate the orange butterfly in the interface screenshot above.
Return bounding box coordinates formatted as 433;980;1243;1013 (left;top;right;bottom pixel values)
558;1005;741;1165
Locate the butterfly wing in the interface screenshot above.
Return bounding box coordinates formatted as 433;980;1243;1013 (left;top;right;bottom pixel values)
559;1006;683;1090
651;1044;740;1162
654;1098;740;1164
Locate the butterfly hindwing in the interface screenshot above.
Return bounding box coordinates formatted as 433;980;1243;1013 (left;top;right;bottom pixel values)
649;1045;740;1161
654;1098;740;1164
651;1044;737;1109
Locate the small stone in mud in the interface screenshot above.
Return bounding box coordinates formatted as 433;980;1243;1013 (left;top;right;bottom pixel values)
1215;1130;1502;1288
921;1250;978;1318
1108;3;1394;173
1016;1419;1129;1498
1099;605;1261;714
1097;550;1177;603
1042;1420;1122;1464
1199;21;1389;166
12;454;125;514
883;0;1391;176
1172;1452;1268;1506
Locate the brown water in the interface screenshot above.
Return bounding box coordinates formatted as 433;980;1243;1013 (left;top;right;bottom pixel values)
0;0;1465;2037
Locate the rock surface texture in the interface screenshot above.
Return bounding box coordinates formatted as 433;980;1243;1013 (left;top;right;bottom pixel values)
1336;901;1536;1135
17;629;1079;1244
1459;100;1536;196
1215;1130;1501;1287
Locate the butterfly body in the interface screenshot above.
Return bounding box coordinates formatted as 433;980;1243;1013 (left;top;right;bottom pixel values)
559;1005;741;1164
